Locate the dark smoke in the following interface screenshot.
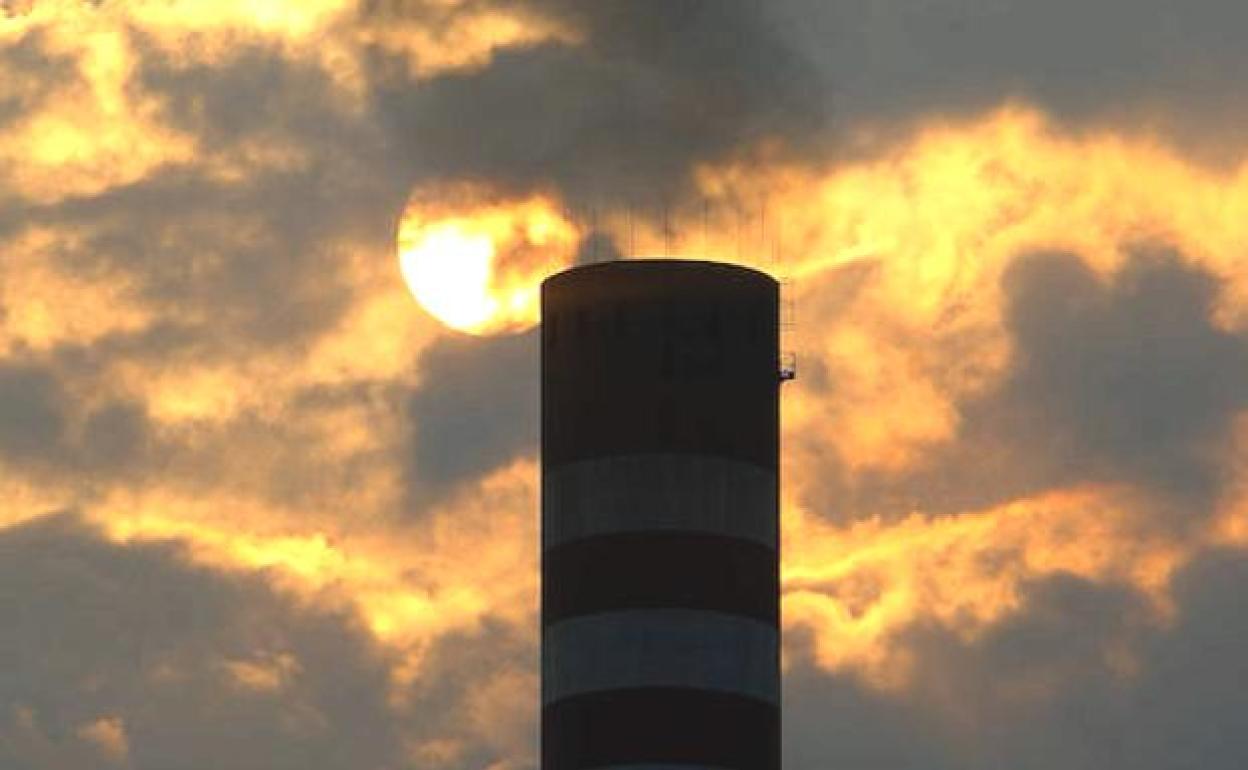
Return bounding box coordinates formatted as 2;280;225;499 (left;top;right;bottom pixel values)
373;0;828;203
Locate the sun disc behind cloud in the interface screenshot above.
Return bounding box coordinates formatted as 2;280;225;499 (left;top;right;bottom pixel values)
396;185;580;335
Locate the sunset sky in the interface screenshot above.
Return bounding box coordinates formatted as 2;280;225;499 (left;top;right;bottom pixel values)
3;1;1248;768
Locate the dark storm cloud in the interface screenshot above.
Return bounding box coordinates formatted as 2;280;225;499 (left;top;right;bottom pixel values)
78;399;151;470
890;574;1154;770
38;172;355;350
995;250;1248;508
784;577;1135;770
769;0;1248;159
137;41;345;150
0;360;152;474
802;249;1248;527
0;363;65;460
972;552;1248;770
0;513;402;770
372;0;1248;200
375;0;827;202
0;27;74;130
1128;549;1248;768
0;362;399;512
789;549;1248;769
402;618;538;770
785;660;955;770
405;330;538;502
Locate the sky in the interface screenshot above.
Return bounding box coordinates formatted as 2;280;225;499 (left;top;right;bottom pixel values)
2;1;1248;768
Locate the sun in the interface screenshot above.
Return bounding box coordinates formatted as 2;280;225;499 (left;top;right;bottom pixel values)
398;223;498;333
396;185;580;335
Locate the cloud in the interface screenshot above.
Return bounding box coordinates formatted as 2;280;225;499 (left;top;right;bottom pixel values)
785;658;956;770
0;513;403;770
995;250;1248;510
787;546;1248;770
4;2;1248;768
0;359;154;477
399;618;538;770
1129;549;1248;768
0;363;64;461
405;330;539;503
0;26;75;131
377;0;827;202
769;0;1248;161
796;248;1248;531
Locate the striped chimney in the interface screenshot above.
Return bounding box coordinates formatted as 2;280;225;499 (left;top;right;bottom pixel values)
541;260;781;770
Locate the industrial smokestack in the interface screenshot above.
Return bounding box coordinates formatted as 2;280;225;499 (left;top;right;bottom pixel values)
541;260;781;770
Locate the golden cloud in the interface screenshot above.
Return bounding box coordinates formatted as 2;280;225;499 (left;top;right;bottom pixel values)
0;0;577;204
782;485;1188;686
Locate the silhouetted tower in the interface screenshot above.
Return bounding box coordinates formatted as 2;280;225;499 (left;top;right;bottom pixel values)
542;260;781;770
